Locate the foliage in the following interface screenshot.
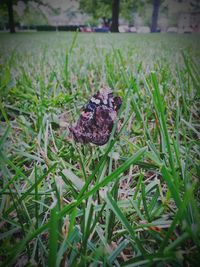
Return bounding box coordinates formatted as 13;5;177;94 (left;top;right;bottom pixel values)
0;0;58;28
79;0;162;26
0;32;200;266
79;0;111;19
0;7;8;28
119;0;141;23
17;2;48;26
79;0;143;22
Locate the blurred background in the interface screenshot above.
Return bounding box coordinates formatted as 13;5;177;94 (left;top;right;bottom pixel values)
0;0;200;33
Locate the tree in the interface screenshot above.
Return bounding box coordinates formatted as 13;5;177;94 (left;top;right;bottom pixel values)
80;0;152;32
110;0;120;32
150;0;161;32
6;0;15;33
0;0;56;33
0;0;20;33
80;0;121;32
80;0;163;32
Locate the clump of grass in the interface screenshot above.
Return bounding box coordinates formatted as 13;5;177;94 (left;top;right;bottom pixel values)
0;32;200;266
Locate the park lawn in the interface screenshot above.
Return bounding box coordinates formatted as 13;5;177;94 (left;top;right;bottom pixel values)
0;32;200;266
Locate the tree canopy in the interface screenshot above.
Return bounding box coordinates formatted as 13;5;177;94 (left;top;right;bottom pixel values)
0;0;56;33
79;0;141;23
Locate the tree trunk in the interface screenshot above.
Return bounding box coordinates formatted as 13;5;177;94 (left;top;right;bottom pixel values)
150;0;160;33
7;0;15;33
110;0;119;32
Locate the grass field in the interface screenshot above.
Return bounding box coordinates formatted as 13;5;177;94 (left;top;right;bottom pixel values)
0;32;200;266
